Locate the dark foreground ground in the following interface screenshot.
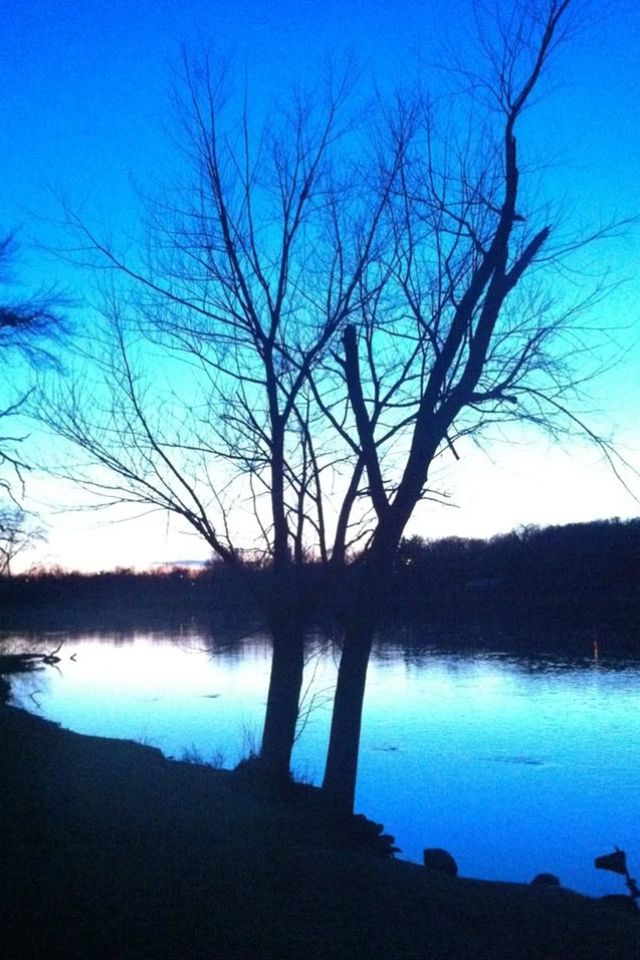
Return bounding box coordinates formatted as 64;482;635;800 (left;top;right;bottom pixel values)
1;701;638;960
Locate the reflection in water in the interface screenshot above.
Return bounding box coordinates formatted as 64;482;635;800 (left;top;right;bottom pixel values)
6;628;640;897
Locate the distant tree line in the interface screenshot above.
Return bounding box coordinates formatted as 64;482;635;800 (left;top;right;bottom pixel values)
1;518;637;638
0;564;261;632
390;517;640;632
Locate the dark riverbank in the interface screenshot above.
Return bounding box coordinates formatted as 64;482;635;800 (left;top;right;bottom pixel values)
1;693;638;959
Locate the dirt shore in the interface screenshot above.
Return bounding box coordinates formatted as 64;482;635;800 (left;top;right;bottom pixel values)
1;701;638;959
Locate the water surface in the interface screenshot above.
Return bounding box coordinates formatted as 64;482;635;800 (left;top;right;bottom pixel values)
7;628;639;896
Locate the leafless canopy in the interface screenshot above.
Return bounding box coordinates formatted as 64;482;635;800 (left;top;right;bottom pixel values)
311;0;628;541
44;61;406;565
41;1;629;570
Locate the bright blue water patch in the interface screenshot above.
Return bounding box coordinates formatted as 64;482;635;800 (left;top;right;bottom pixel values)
7;629;640;897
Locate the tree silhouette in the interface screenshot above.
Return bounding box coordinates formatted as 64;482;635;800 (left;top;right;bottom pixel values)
0;232;65;496
320;0;625;811
0;506;44;576
38;1;631;808
41;62;401;781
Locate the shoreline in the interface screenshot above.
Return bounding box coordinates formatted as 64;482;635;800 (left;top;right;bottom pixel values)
1;696;638;959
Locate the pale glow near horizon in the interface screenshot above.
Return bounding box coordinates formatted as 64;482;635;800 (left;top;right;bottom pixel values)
15;428;639;574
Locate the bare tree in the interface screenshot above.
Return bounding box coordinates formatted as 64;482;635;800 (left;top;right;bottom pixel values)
37;2;627;809
0;505;45;576
41;61;401;781
320;0;626;811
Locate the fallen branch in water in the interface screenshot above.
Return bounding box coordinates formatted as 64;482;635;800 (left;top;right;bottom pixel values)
0;639;65;674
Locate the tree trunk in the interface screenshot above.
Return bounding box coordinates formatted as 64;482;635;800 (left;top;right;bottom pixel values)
259;562;309;782
322;529;401;813
321;614;375;813
259;618;305;780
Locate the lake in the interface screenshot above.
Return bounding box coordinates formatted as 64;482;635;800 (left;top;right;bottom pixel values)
7;627;640;897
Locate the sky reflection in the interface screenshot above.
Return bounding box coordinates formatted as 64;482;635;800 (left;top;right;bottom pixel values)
9;631;640;896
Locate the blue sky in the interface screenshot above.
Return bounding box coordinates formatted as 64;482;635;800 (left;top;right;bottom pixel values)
1;0;639;571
